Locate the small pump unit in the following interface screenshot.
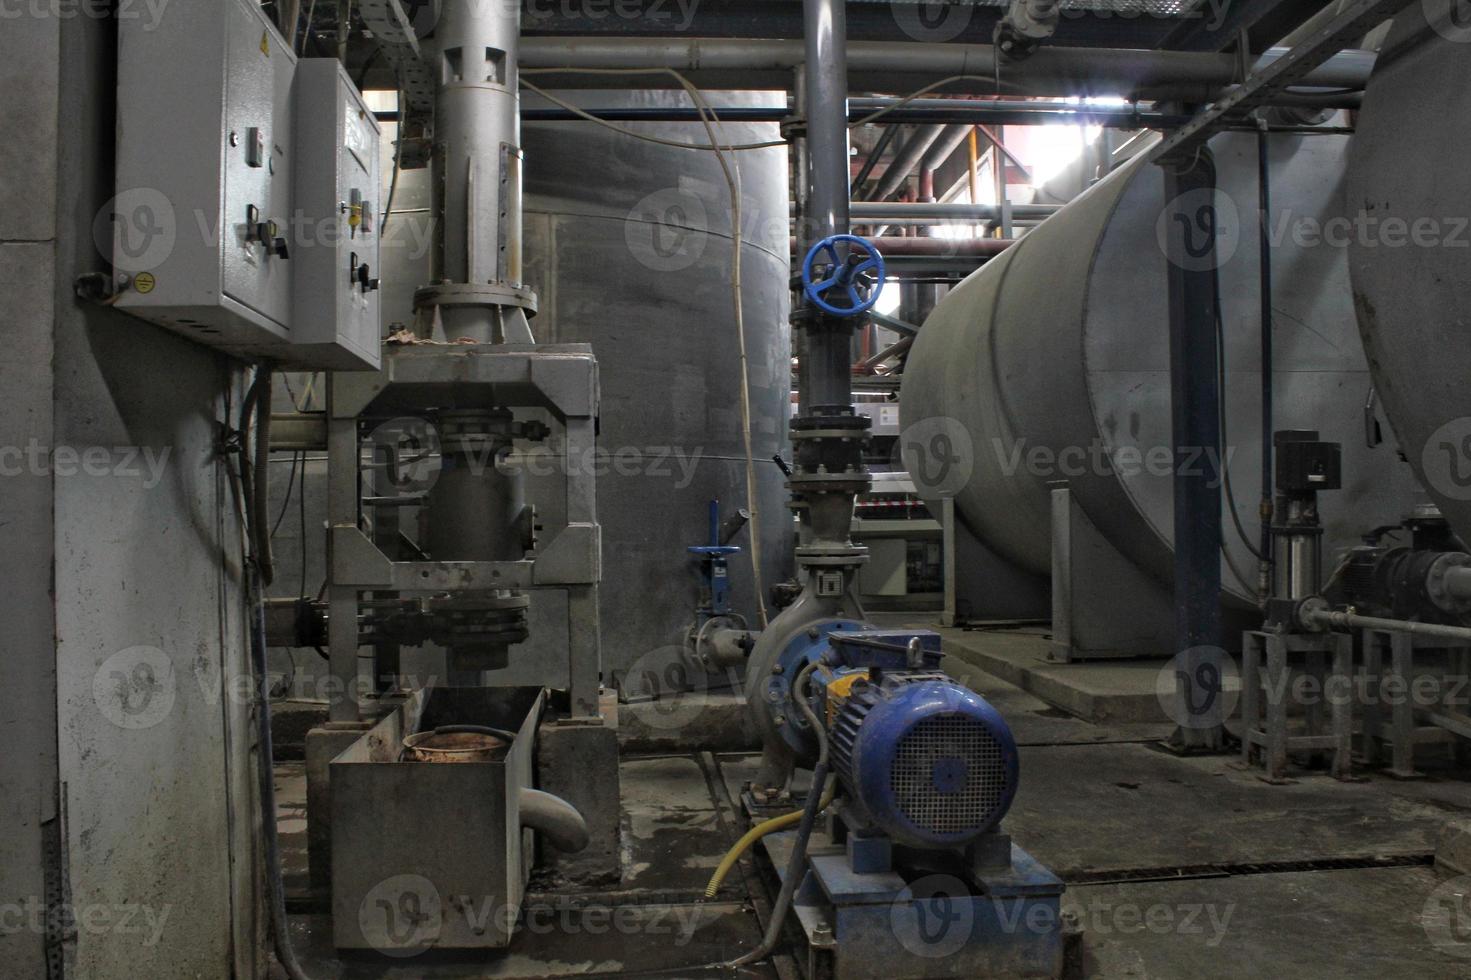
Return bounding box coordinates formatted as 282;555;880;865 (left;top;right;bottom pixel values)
820;631;1020;848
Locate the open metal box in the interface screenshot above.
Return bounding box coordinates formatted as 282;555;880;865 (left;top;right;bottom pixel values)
330;686;544;952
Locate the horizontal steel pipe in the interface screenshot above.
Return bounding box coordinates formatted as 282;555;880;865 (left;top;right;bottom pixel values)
849;201;1058;221
789;236;1014;256
520;38;1375;100
1305;609;1471;645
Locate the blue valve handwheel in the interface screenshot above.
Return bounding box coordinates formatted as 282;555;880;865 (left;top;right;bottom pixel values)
801;234;886;317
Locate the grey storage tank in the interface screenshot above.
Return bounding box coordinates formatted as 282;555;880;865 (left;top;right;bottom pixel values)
1347;12;1471;544
901;132;1423;655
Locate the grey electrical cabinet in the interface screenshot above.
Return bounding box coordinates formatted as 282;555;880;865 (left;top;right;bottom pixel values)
292;60;383;370
112;0;381;370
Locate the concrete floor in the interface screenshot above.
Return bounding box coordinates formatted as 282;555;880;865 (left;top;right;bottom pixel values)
272;647;1471;978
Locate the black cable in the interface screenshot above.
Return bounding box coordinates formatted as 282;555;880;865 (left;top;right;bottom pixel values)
270;451;300;539
250;577;316;980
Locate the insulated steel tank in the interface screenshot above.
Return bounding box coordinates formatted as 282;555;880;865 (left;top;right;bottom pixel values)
1347;12;1471;544
380;91;793;679
901;132;1423;605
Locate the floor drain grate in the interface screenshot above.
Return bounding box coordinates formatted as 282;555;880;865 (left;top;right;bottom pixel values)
1063;852;1433;885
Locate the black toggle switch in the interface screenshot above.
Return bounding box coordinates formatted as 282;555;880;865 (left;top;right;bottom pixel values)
356;262;379;293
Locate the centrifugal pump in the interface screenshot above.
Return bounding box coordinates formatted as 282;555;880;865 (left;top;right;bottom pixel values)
761;626;1020;848
746;625;1062;976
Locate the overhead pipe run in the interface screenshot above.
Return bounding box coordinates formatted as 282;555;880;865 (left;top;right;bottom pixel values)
788;236;1014;257
845;201;1058;222
865;124;946;202
519;38;1376;101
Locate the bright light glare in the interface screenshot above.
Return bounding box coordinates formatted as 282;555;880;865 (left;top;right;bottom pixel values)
874;280;901;316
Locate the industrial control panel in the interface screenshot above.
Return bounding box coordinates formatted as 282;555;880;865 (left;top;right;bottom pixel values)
292;60;383;370
112;0;380;370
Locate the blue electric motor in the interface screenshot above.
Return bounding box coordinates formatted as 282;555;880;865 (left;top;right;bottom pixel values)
817;630;1020;849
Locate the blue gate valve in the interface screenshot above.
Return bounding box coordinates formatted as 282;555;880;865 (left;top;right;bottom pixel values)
688;499;742;618
801;234;886;317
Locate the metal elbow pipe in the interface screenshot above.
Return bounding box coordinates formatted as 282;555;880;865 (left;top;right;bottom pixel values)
519;788;590;853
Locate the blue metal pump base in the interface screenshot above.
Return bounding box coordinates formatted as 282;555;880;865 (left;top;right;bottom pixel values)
757;812;1066;979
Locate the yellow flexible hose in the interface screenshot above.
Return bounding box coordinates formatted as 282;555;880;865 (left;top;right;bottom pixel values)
704;783;838;899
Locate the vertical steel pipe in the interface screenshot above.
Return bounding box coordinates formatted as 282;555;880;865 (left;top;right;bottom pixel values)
1163;152;1225;749
802;0;850;249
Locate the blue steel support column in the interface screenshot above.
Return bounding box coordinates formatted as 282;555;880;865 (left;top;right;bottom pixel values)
1162;150;1227;750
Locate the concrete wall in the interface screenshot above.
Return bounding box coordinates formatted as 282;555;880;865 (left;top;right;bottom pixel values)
2;12;263;977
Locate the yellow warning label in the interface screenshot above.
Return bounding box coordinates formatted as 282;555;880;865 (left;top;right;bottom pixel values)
260;32;270;57
134;272;156;294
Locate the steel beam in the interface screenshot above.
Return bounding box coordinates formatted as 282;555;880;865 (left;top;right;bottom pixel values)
1162;151;1226;750
1151;0;1412;163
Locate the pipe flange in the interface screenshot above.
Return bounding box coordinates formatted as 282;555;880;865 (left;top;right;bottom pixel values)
414;281;540;316
795;545;869;567
1293;594;1331;632
1425;552;1471;616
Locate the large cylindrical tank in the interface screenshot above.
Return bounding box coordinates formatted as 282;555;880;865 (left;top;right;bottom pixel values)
522;93;793;680
901;132;1423;604
1348;13;1471;544
380;91;793;680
